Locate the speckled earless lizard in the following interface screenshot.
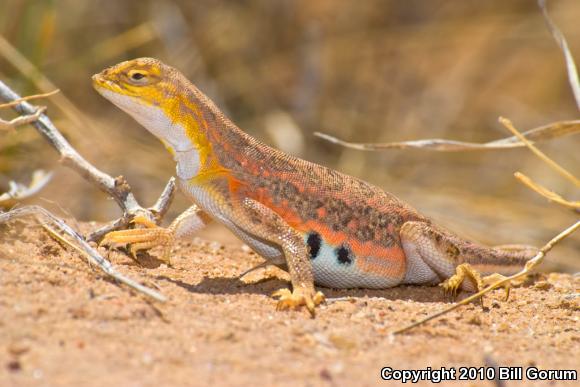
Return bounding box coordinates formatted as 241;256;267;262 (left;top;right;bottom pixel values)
93;58;537;315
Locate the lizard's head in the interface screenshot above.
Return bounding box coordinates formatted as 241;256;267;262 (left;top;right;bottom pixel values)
92;58;196;152
92;57;170;109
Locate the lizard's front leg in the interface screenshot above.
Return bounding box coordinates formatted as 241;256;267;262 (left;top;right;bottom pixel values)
235;198;325;316
100;204;211;265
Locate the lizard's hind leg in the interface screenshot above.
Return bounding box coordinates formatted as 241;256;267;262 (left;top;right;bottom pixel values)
400;221;532;298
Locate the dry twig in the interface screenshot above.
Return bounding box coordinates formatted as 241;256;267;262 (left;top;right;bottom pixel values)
314;120;580;152
0;89;60;110
499;117;579;212
392;219;580;335
0;105;46;131
0;170;53;208
316;2;580;151
500;117;579;187
539;0;580;111
514;172;579;210
0;205;166;302
0;35;99;135
0;89;56;131
0;80;176;240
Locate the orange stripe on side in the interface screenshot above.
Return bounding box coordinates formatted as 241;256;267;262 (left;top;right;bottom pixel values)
245;192;407;279
301;220;407;279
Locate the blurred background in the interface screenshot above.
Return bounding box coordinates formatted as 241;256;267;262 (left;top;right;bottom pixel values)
0;0;578;271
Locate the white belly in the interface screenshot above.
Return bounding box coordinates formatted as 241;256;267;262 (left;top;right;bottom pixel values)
177;178;284;262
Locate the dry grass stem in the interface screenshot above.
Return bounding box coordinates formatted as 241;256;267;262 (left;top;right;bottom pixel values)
0;170;53;207
0;35;101;135
499;117;580;187
514;172;579;209
314;120;580;152
538;0;580;111
0;105;46;131
0;205;167;302
0;89;59;110
90;22;157;62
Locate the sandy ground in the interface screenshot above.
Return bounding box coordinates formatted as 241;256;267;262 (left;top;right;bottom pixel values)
0;219;578;387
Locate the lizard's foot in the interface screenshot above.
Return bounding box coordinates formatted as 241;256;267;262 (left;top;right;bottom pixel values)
440;263;484;298
272;286;325;317
99;216;175;265
482;273;512;301
440;264;513;301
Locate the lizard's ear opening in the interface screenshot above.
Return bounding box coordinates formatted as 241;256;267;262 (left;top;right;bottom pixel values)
127;69;150;85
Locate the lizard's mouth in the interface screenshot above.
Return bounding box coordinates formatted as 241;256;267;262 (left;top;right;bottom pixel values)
91;73;103;84
92;73;130;98
91;73;111;92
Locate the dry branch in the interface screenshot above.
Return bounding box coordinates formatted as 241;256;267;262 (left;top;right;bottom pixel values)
0;205;166;302
0;80;176;240
87;177;176;242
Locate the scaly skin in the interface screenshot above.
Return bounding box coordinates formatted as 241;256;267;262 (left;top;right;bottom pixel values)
93;58;537;315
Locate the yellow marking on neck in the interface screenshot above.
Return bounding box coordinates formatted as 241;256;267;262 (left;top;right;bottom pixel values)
167;93;220;178
95;58;230;182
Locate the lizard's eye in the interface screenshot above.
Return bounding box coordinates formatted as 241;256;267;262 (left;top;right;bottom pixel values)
128;70;148;84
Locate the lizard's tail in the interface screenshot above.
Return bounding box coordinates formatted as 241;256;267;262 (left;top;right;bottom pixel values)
401;221;539;278
401;221;540;291
437;227;539;276
463;243;538;276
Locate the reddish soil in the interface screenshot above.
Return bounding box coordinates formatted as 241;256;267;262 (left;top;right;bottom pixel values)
0;220;578;386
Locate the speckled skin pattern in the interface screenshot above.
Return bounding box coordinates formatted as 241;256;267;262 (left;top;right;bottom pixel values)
93;58;537;312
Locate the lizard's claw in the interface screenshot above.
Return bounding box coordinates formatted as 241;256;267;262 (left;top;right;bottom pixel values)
440;263;484;300
272;286;325;317
482;273;512;301
440;264;513;302
99;216;175;265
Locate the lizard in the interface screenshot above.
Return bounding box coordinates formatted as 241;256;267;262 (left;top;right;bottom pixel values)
92;58;538;315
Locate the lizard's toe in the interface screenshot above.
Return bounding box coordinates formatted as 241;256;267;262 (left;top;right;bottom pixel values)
439;263;485;300
99;225;175;265
272;286;325;317
482;273;512;301
440;277;461;299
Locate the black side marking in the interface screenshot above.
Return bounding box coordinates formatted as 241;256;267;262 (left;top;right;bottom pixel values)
336;245;352;265
307;232;321;260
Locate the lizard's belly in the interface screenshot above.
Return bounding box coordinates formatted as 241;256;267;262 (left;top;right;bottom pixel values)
178;178;404;288
307;235;403;288
177;179;285;262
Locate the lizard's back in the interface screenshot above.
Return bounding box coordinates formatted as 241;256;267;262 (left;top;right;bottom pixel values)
209;122;429;287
